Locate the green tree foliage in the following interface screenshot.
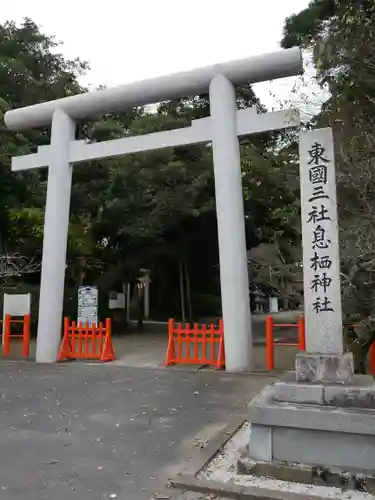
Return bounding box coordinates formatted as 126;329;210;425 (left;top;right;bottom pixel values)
0;19;87;255
282;0;375;369
0;18;300;322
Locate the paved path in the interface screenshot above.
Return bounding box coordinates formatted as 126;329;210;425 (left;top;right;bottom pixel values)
0;362;274;500
112;310;301;370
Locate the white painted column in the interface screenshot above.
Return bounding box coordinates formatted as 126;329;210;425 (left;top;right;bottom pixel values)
126;283;131;322
144;273;150;319
209;74;252;371
36;109;76;362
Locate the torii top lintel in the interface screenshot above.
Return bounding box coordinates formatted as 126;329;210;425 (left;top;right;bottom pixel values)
4;47;302;132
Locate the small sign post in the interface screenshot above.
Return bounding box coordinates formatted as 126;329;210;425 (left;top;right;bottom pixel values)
77;285;98;326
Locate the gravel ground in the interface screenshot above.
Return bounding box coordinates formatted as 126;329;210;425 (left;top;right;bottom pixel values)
199;422;374;500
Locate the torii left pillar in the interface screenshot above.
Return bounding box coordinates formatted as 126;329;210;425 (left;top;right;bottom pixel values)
36;109;75;362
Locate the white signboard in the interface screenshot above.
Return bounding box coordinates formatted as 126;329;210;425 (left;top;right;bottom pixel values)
77;286;98;326
299;128;343;354
3;293;31;317
2;293;31;340
108;292;125;309
269;297;279;314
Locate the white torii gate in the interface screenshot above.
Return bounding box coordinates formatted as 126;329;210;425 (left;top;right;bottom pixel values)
4;48;302;370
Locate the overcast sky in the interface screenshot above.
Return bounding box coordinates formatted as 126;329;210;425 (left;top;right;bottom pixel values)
1;0;317;110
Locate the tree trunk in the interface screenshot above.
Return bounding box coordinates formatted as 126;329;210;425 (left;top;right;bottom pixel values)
126;282;131;323
184;259;193;322
137;282;144;330
179;259;186;322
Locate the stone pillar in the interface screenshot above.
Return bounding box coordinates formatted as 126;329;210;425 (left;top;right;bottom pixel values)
296;127;353;383
36;109;75;362
209;74;252;372
246;128;375;477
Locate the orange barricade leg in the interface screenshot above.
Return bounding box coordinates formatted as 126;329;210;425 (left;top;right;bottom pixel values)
57;317;71;361
298;316;306;351
208;324;215;365
164;319;176;366
265;315;274;371
1;314;31;358
77;321;83;357
369;341;375;375
90;322;97;358
216;319;225;369
100;319;116;362
71;321;78;358
22;314;31;357
3;314;11;357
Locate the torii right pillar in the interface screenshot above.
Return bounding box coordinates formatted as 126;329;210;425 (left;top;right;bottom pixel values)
246;127;375;479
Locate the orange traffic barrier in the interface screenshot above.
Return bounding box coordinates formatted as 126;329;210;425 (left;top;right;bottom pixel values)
165;319;225;369
2;313;31;357
266;315;305;370
58;318;116;362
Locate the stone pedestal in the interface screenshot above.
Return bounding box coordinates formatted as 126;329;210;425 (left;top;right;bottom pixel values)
295;352;354;384
245;122;371;481
247;367;375;472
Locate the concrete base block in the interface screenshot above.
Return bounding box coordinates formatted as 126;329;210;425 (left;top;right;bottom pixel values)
272;426;375;471
273;371;375;408
273;380;323;405
248;424;272;462
324;376;375;408
248;382;375;472
295;352;354;384
238;457;375;493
